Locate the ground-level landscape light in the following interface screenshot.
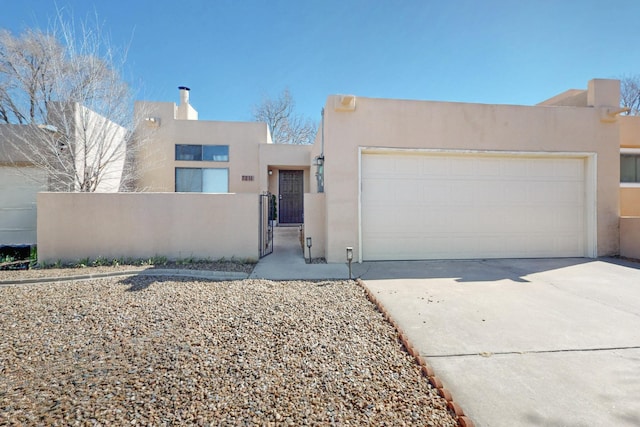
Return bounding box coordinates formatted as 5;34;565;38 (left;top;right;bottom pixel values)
346;247;353;279
306;237;312;263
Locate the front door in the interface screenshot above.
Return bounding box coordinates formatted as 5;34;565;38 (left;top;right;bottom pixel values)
278;170;304;224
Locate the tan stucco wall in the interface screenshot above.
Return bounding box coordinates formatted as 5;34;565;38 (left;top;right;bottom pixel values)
316;94;620;262
135;100;269;193
303;193;326;257
620;116;640;148
620;188;640;216
619;116;640;218
259;144;311;192
620;217;640;260
37;192;259;262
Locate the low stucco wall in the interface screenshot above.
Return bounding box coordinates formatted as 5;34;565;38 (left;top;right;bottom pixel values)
37;192;259;262
620;187;640;216
620;217;640;260
303;193;326;258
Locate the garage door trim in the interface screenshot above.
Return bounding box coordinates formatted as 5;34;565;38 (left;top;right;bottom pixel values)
357;147;597;262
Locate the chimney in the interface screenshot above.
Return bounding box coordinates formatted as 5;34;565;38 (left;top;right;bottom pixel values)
178;86;190;106
176;86;198;120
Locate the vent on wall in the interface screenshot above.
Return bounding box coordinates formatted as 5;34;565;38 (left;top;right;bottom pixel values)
334;94;356;112
242;175;254;182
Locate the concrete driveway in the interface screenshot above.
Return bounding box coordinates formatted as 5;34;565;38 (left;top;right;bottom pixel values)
353;258;640;427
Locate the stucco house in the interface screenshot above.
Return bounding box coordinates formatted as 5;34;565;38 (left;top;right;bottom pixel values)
0;125;49;245
36;79;640;263
0;102;127;246
135;87;313;224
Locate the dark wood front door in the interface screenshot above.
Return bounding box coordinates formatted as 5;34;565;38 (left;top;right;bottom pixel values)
279;170;303;224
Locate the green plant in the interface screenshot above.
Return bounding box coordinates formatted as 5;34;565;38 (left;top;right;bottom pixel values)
0;254;15;264
75;257;90;268
150;255;168;266
177;255;196;265
92;256;109;266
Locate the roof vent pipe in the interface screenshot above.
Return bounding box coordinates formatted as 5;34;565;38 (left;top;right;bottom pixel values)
178;86;190;106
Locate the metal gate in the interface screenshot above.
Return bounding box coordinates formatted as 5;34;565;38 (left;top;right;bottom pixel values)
259;192;273;258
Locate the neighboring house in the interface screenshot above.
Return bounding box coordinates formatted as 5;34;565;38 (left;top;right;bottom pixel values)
0;102;127;246
0;125;48;245
619;115;640;215
37;79;640;263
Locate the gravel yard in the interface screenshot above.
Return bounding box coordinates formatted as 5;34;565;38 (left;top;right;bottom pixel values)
0;276;457;426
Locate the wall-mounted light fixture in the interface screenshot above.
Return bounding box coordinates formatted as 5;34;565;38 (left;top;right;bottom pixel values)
268;170;273;175
314;156;325;193
306;237;313;263
346;247;353;279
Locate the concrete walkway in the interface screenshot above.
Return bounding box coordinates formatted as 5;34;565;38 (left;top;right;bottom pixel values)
249;226;349;280
354;258;640;427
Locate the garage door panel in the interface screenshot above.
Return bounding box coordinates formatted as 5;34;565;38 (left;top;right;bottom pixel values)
361;153;588;260
421;184;451;204
421;157;450;176
0;167;46;245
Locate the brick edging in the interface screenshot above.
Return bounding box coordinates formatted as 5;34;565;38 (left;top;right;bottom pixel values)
355;278;475;427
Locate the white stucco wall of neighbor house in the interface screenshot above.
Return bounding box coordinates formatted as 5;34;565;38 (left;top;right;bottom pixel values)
313;80;621;263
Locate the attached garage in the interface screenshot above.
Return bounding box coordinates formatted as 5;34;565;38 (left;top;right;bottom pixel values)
0;166;47;245
360;150;596;261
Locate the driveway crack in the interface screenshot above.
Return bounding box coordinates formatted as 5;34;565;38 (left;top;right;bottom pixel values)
425;345;640;358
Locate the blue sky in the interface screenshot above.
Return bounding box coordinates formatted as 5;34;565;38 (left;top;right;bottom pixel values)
2;0;640;122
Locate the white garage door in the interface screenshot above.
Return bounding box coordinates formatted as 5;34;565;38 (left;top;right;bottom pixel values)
361;152;590;260
0;167;47;245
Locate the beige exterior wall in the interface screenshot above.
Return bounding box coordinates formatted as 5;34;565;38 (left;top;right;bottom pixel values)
258;144;312;193
620;217;640;260
619;116;640;148
619;116;640;229
303;193;326;257
135;100;270;193
314;84;621;262
620;188;640;216
37;192;259;262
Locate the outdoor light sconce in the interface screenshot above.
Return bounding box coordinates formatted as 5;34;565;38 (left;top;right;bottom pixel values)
268;170;273;175
346;247;353;279
306;237;313;263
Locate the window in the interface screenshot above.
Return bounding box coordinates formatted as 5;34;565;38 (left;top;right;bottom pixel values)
203;145;229;161
175;144;229;162
175;168;228;193
621;154;640;183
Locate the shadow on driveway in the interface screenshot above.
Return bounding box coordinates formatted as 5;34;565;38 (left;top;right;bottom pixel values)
350;257;640;282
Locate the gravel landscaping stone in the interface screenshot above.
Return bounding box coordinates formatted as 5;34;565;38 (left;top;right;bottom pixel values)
0;277;457;426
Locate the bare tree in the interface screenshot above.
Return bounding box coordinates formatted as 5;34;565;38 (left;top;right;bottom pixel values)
620;75;640;115
0;11;146;192
252;88;317;144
